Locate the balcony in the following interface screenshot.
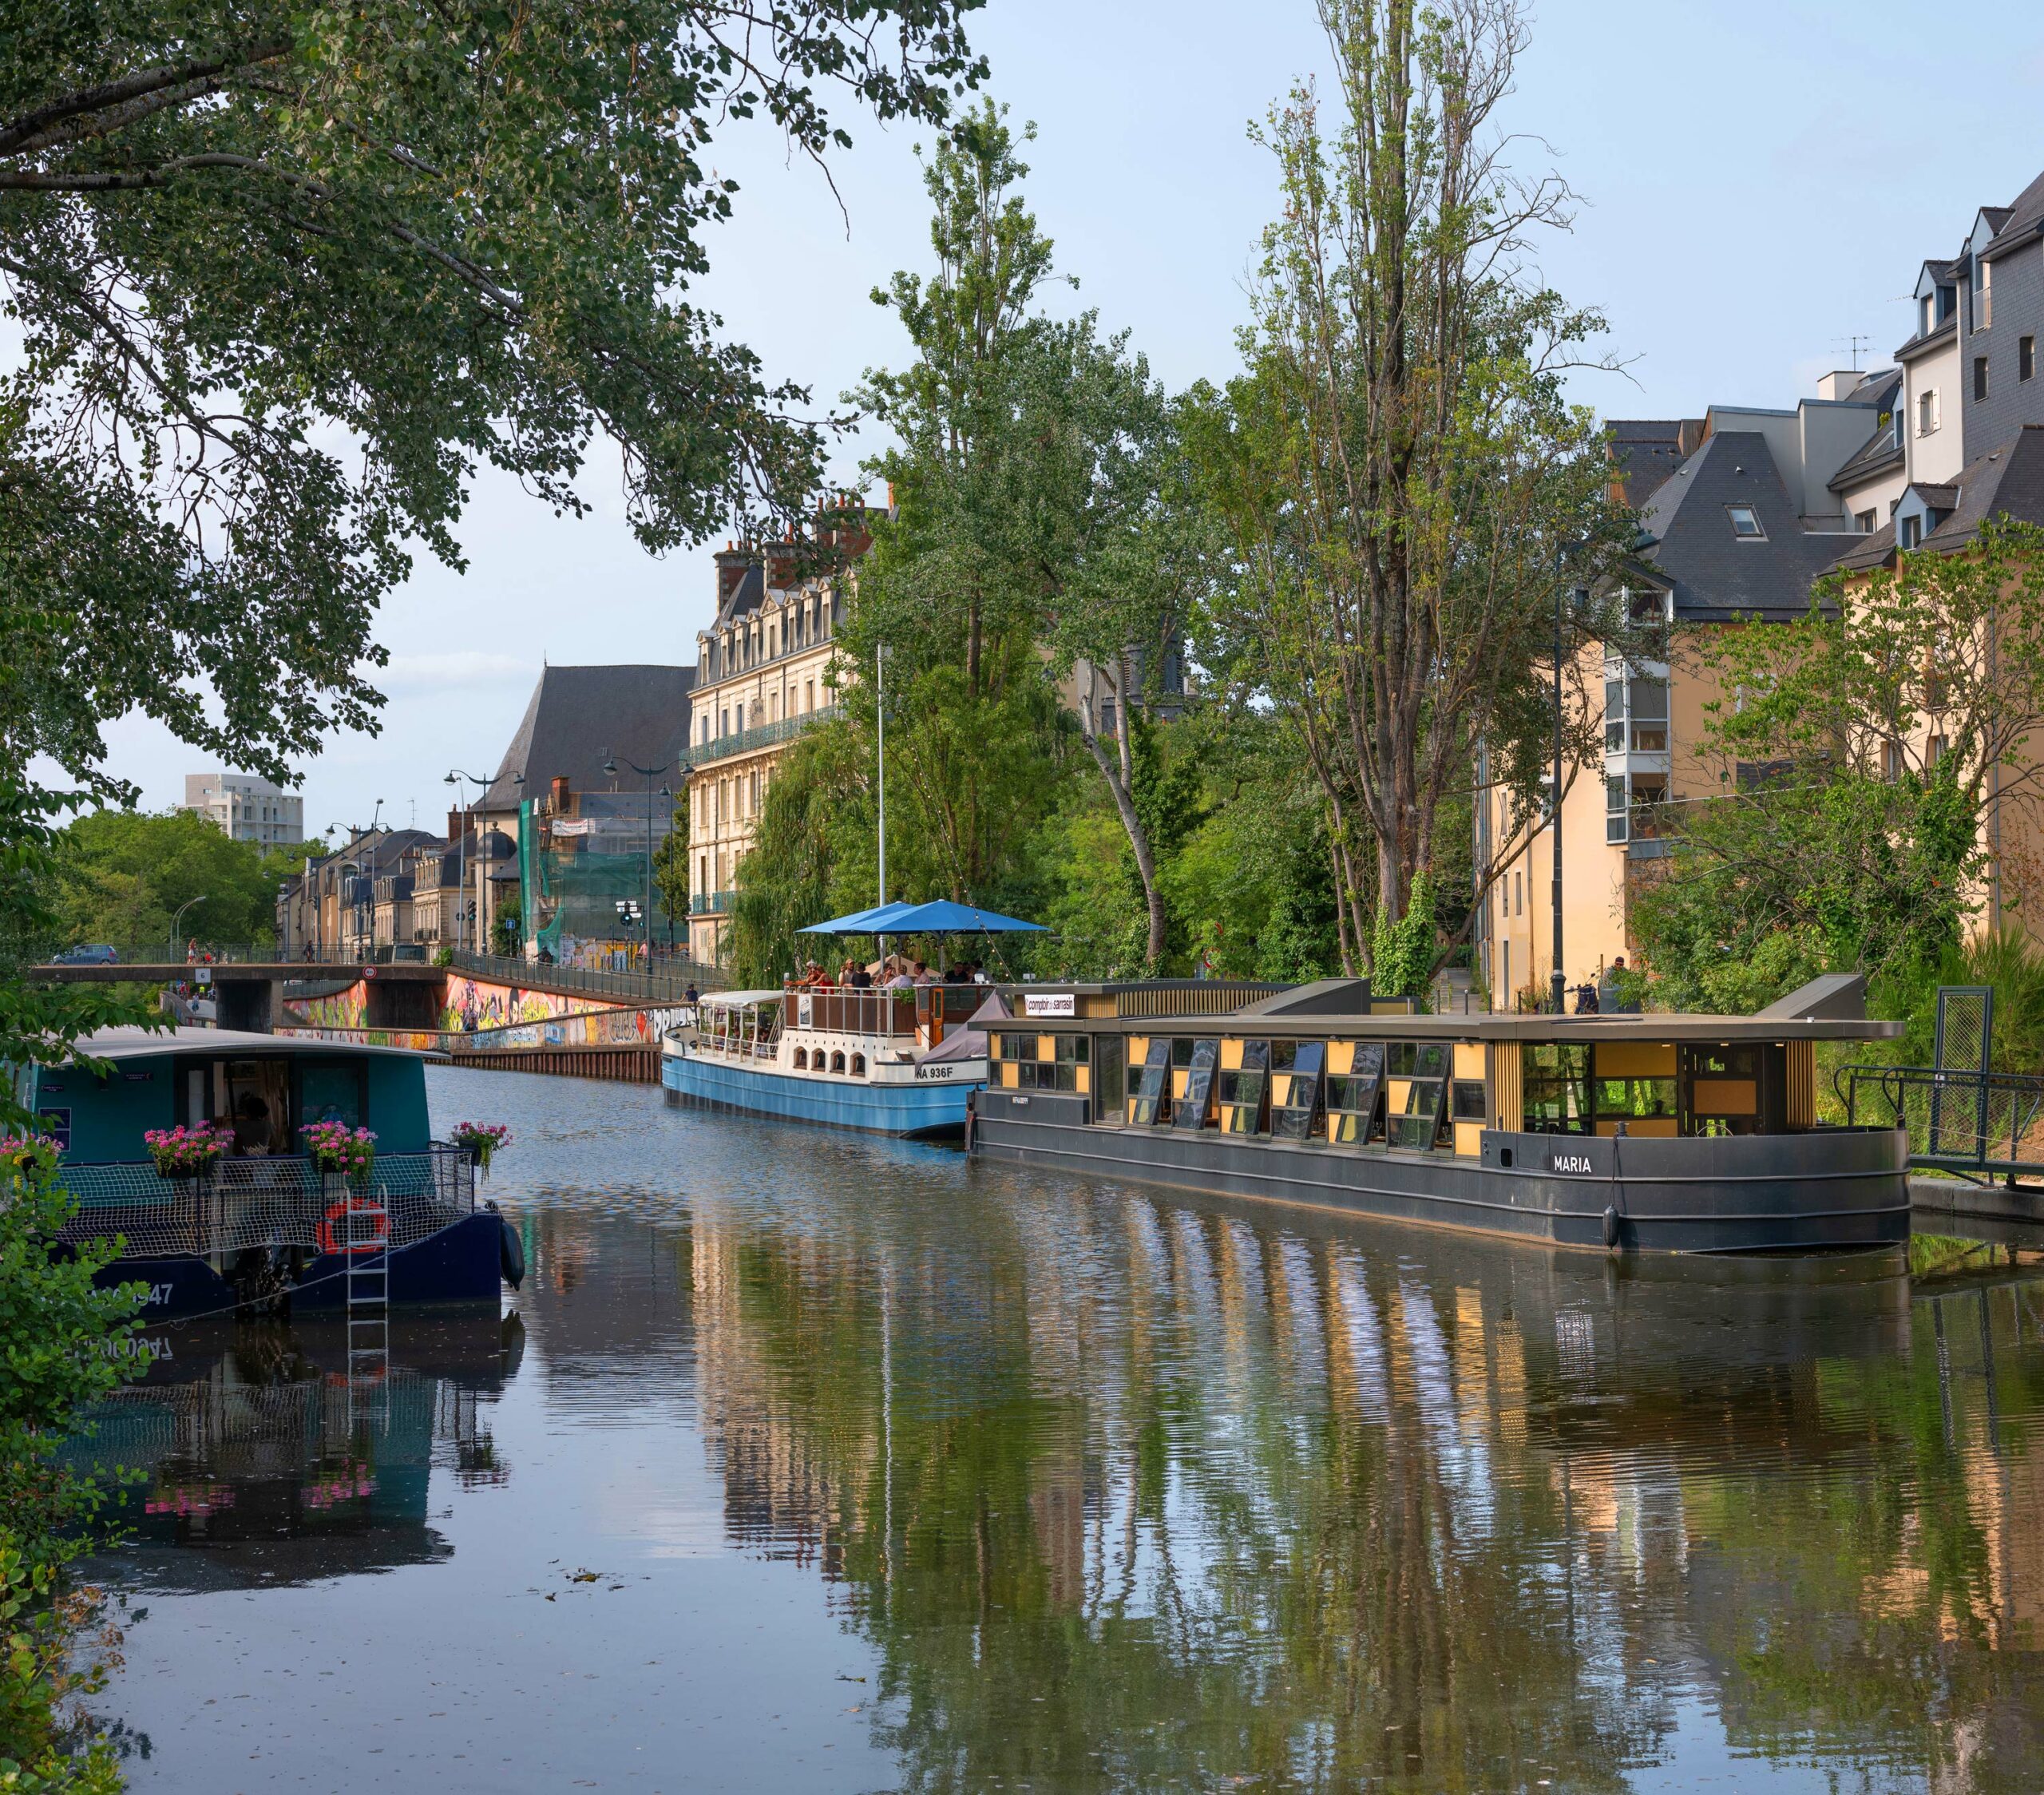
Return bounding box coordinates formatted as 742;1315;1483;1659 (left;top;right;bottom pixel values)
691;890;737;916
695;704;839;767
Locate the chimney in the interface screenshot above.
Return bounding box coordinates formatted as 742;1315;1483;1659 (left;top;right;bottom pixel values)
764;537;798;592
550;775;572;811
715;541;754;608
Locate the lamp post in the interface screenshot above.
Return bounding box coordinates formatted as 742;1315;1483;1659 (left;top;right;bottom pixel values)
168;894;208;963
446;767;523;955
1548;539;1590;1016
603;753;679;977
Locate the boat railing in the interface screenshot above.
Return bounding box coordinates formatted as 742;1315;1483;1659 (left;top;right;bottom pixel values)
1835;1063;2044;1176
783;985;922;1039
53;1146;477;1262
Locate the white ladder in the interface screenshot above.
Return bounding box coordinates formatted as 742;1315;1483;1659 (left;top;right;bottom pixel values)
343;1193;391;1409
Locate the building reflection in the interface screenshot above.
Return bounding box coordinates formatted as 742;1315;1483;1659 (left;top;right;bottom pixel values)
674;1178;2044;1792
69;1307;521;1592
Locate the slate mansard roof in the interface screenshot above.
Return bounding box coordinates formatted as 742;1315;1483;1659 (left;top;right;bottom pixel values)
1824;427;2044;574
1630;431;1858;620
483;664;695;809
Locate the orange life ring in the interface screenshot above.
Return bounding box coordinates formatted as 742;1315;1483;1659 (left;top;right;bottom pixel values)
317;1194;390;1256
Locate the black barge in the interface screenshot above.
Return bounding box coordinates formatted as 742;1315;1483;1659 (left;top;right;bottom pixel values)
970;978;1909;1254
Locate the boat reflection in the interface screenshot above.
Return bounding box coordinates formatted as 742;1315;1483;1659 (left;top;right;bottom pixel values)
667;1180;2044;1792
69;1307;521;1592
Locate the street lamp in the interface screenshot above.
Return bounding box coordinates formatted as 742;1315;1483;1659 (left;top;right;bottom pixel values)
602;753;684;974
446;766;524;954
1548;538;1590;1016
168;894;208;962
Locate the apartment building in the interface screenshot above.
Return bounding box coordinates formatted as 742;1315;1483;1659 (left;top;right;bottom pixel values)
1476;164;2044;1004
183;772;303;847
686;529;867;963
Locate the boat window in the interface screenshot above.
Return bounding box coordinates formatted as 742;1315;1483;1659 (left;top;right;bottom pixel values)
1171;1039;1220;1130
1594;1076;1675;1122
1451;1080;1488;1120
1171;1037;1198;1069
1522;1043;1590;1135
1217;1040;1270;1135
792;1047;807;1069
1012;1034;1087;1092
830;1051;846;1074
296;1060;362;1134
1682;1043;1765;1135
1128;1040;1171;1127
223;1059;292;1155
1325;1042;1385;1145
850;1053;866;1077
1270;1040;1325;1140
1092;1036;1125;1123
1388;1044;1451;1150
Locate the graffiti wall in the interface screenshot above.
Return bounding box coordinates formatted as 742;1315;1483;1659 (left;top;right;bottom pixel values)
438;974;587;1035
276;1004;687;1056
291;983;370;1028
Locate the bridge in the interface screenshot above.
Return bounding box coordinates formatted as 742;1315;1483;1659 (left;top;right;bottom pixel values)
29;947;714;1034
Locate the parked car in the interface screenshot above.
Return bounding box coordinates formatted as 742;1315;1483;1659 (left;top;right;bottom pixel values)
53;944;121;965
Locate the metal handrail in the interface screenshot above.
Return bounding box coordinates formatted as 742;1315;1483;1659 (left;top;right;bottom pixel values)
1836;1062;2044;1175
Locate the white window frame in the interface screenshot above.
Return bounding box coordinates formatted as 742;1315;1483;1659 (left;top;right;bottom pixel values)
1918;389;1939;437
1726;505;1765;540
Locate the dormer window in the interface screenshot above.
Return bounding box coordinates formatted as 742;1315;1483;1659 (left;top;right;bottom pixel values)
1726;505;1765;539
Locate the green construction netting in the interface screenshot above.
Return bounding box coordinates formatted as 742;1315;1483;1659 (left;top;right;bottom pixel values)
524;792;677;967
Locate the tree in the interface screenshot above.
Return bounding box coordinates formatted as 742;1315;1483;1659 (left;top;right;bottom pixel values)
853;104;1194;963
1193;0;1618;973
1632;519;2044;1008
53;806;307;948
652;792;691;945
1;0;984;798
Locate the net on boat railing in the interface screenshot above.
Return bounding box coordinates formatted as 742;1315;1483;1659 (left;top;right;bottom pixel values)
54;1147;476;1262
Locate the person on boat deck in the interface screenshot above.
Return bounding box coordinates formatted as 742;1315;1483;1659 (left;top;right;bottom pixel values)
849;962;874;989
942;963;966;984
885;963;914;990
913;961;936;986
233;1093;273;1154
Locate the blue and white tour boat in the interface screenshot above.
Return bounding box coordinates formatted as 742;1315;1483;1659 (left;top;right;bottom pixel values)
661;983;992;1136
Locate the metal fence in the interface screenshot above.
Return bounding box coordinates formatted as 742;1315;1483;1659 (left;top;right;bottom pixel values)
55;1147;476;1262
1836;1064;2044;1177
445;948;723;1004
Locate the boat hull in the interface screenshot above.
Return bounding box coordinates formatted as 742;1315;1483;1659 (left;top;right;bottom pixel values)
970;1090;1910;1254
92;1211;507;1320
662;1044;977;1138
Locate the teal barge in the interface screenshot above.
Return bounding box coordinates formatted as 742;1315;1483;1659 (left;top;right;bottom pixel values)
25;1027;515;1319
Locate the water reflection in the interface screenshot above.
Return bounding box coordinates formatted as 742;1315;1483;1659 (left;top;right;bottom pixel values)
84;1068;2044;1793
74;1310;521;1593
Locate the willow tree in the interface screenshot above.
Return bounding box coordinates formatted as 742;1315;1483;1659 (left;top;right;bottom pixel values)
1196;0;1615;977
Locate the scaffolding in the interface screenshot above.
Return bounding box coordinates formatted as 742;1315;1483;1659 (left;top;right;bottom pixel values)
521;791;679;969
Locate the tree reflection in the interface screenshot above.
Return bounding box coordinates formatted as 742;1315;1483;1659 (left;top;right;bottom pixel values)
679;1187;2044;1791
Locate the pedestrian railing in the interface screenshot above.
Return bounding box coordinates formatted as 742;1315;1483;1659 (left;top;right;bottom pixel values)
1835;1064;2044;1178
54;1147;476;1260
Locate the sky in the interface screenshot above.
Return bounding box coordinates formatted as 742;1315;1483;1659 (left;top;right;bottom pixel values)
74;0;2044;840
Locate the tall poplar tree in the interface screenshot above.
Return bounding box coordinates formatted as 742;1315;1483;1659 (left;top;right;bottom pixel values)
1196;0;1617;974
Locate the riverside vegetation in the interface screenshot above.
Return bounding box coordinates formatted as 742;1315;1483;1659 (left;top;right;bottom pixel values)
1;0;988;1779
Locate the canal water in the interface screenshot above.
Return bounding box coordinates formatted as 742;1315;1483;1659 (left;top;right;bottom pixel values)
77;1066;2044;1793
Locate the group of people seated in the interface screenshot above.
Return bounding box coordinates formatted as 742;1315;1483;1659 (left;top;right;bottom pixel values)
789;954;991;991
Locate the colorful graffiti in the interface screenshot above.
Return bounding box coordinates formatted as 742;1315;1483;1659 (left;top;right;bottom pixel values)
291;984;370;1028
439;974;587;1035
276;1004;687;1056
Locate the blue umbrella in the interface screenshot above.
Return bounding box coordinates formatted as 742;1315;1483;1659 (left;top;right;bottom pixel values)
798;900;919;935
878;900;1048;934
